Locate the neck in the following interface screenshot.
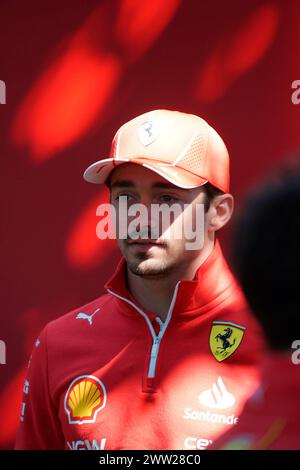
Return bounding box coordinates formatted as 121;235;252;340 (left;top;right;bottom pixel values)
126;240;215;322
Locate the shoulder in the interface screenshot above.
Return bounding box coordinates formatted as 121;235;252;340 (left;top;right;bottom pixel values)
42;292;114;340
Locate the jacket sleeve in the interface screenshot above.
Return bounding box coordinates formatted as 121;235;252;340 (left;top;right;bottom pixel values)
14;324;65;449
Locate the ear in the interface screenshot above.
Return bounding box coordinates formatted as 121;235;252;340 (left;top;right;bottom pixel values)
208;194;234;232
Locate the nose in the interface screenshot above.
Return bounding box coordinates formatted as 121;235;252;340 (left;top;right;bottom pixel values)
128;197;159;240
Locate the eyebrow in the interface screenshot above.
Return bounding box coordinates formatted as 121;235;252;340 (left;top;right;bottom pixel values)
110;180;185;191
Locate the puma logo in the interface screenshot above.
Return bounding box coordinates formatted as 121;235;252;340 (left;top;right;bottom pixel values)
76;308;101;325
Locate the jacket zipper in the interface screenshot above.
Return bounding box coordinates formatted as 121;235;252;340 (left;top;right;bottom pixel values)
106;282;181;380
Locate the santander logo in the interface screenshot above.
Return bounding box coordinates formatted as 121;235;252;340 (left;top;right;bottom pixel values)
198;377;235;410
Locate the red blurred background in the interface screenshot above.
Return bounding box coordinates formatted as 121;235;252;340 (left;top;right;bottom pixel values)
1;0;299;449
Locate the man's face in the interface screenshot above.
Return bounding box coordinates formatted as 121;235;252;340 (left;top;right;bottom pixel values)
109;162;212;278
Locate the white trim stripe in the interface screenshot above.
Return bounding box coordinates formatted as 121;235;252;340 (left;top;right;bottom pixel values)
173;129;199;166
106;282;181;379
212;320;246;330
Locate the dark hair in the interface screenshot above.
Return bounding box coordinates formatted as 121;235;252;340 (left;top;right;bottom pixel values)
104;173;112;190
203;182;224;212
231;157;300;350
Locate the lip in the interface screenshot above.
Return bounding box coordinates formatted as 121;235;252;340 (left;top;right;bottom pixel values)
127;240;163;250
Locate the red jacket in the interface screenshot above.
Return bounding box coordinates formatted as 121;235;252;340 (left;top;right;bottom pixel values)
210;352;300;450
15;240;266;450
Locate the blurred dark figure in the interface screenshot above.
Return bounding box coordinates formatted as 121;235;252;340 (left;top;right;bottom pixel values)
212;157;300;449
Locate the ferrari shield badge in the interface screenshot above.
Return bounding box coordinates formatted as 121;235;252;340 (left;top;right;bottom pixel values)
138;120;159;146
210;321;246;362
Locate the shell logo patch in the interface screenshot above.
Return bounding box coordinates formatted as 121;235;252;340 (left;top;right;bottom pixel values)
64;375;106;425
209;321;246;362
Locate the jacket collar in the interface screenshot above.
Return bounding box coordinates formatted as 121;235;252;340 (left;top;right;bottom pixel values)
104;239;241;319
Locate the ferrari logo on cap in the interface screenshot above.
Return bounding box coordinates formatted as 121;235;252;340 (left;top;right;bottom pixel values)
209;321;246;362
138;120;159;146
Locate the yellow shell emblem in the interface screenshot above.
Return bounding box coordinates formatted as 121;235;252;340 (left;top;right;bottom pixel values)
64;375;106;424
209;321;246;362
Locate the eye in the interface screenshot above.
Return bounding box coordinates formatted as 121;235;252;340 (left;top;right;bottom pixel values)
114;193;134;202
158;194;179;204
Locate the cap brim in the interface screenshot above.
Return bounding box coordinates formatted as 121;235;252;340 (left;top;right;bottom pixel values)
83;157;208;189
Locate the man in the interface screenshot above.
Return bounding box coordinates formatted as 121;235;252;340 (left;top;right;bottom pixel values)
15;109;265;450
211;160;300;450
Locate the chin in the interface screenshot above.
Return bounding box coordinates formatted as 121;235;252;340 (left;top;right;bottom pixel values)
127;257;172;277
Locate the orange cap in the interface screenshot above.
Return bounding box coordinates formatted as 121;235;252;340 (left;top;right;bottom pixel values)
83;109;230;192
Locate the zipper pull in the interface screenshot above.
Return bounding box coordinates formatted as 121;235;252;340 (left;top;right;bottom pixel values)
151;337;160;358
148;336;161;379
